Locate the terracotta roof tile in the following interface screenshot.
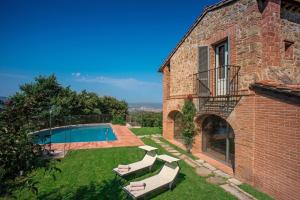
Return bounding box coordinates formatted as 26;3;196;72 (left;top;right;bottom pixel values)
254;80;300;93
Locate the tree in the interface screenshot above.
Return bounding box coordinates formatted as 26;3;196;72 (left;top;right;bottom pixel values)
0;74;129;195
181;98;197;153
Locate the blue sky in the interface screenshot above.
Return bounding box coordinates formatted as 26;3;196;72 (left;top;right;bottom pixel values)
0;0;218;103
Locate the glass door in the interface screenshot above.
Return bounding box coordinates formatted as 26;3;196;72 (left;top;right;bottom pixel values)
215;41;228;96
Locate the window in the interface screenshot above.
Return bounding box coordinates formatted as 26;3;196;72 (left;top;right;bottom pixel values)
284;40;294;59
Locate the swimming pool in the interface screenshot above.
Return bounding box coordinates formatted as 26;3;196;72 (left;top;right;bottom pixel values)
34;124;117;144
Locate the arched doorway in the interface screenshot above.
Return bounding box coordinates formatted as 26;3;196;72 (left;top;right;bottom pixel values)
167;111;184;144
201;115;235;168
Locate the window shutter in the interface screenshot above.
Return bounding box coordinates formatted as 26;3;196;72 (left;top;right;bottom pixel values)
198;46;210;96
199;46;209;72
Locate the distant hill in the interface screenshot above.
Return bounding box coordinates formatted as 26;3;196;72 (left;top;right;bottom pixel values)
128;102;162;112
0;96;8;102
0;96;8;111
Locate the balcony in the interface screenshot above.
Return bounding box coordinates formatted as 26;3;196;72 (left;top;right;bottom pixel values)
193;65;241;118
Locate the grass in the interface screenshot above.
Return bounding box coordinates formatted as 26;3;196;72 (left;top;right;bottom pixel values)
159;138;273;200
239;184;273;200
159;137;198;160
1;138;237;200
130;127;162;136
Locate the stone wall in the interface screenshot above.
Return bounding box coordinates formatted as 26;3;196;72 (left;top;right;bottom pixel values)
164;0;261;184
280;6;300;84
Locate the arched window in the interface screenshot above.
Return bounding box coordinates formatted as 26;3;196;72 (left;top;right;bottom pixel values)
202;115;235;169
167;111;184;144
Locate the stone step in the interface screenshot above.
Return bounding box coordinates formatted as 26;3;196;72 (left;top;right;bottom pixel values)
183;158;198;168
168;149;179;153
214;170;231;179
220;184;257;200
195;166;212;177
207;176;227;185
228;178;242;186
203;162;217;171
195;159;205;165
170;152;182;157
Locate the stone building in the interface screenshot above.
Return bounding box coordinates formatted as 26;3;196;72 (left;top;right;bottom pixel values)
159;0;300;199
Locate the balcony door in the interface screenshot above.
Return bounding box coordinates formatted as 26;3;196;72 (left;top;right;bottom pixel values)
215;41;228;96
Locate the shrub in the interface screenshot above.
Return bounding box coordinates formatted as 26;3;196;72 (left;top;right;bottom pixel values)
111;115;126;125
181;99;197;152
129;112;162;127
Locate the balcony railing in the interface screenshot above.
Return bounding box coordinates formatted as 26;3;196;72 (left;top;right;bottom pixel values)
193;65;240;97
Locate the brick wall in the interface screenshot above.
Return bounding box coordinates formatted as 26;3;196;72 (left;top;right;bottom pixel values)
252;93;300;200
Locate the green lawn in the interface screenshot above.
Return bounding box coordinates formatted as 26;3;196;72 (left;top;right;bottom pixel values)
239;184;273;200
159;137;197;160
130;127;162;136
1;138;237;200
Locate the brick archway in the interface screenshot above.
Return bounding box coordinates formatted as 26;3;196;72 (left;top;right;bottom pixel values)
195;114;235;170
167;110;184;144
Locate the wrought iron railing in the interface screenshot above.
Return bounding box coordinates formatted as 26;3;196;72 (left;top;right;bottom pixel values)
193;65;240;97
193;65;241;118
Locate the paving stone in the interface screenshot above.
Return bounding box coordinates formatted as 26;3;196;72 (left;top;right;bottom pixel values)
195;167;212;177
165;147;173;151
183;158;198;168
206;176;227;185
168;149;179;153
221;184;255;200
195;159;205;165
228;178;243;186
185;157;197;163
171;152;182;156
203;163;216;171
165;148;175;152
179;154;187;159
214;170;231;179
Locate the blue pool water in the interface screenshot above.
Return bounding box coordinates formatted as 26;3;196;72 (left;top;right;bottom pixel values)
34;125;117;144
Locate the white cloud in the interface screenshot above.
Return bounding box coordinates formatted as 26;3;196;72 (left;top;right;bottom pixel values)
71;72;81;77
73;75;159;90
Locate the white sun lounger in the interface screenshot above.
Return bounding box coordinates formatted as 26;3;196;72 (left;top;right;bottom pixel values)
123;154;180;199
113;145;158;177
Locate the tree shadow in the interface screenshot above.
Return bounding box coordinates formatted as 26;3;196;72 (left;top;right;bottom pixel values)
37;179;126;200
37;161;186;200
37;172;185;200
73;179;126;200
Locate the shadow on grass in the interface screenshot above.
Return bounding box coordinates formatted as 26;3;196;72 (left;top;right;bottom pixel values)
37;160;186;200
37;171;185;200
37;179;126;200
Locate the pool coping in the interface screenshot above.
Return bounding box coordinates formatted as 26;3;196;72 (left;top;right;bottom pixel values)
33;124;144;150
29;123;112;135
